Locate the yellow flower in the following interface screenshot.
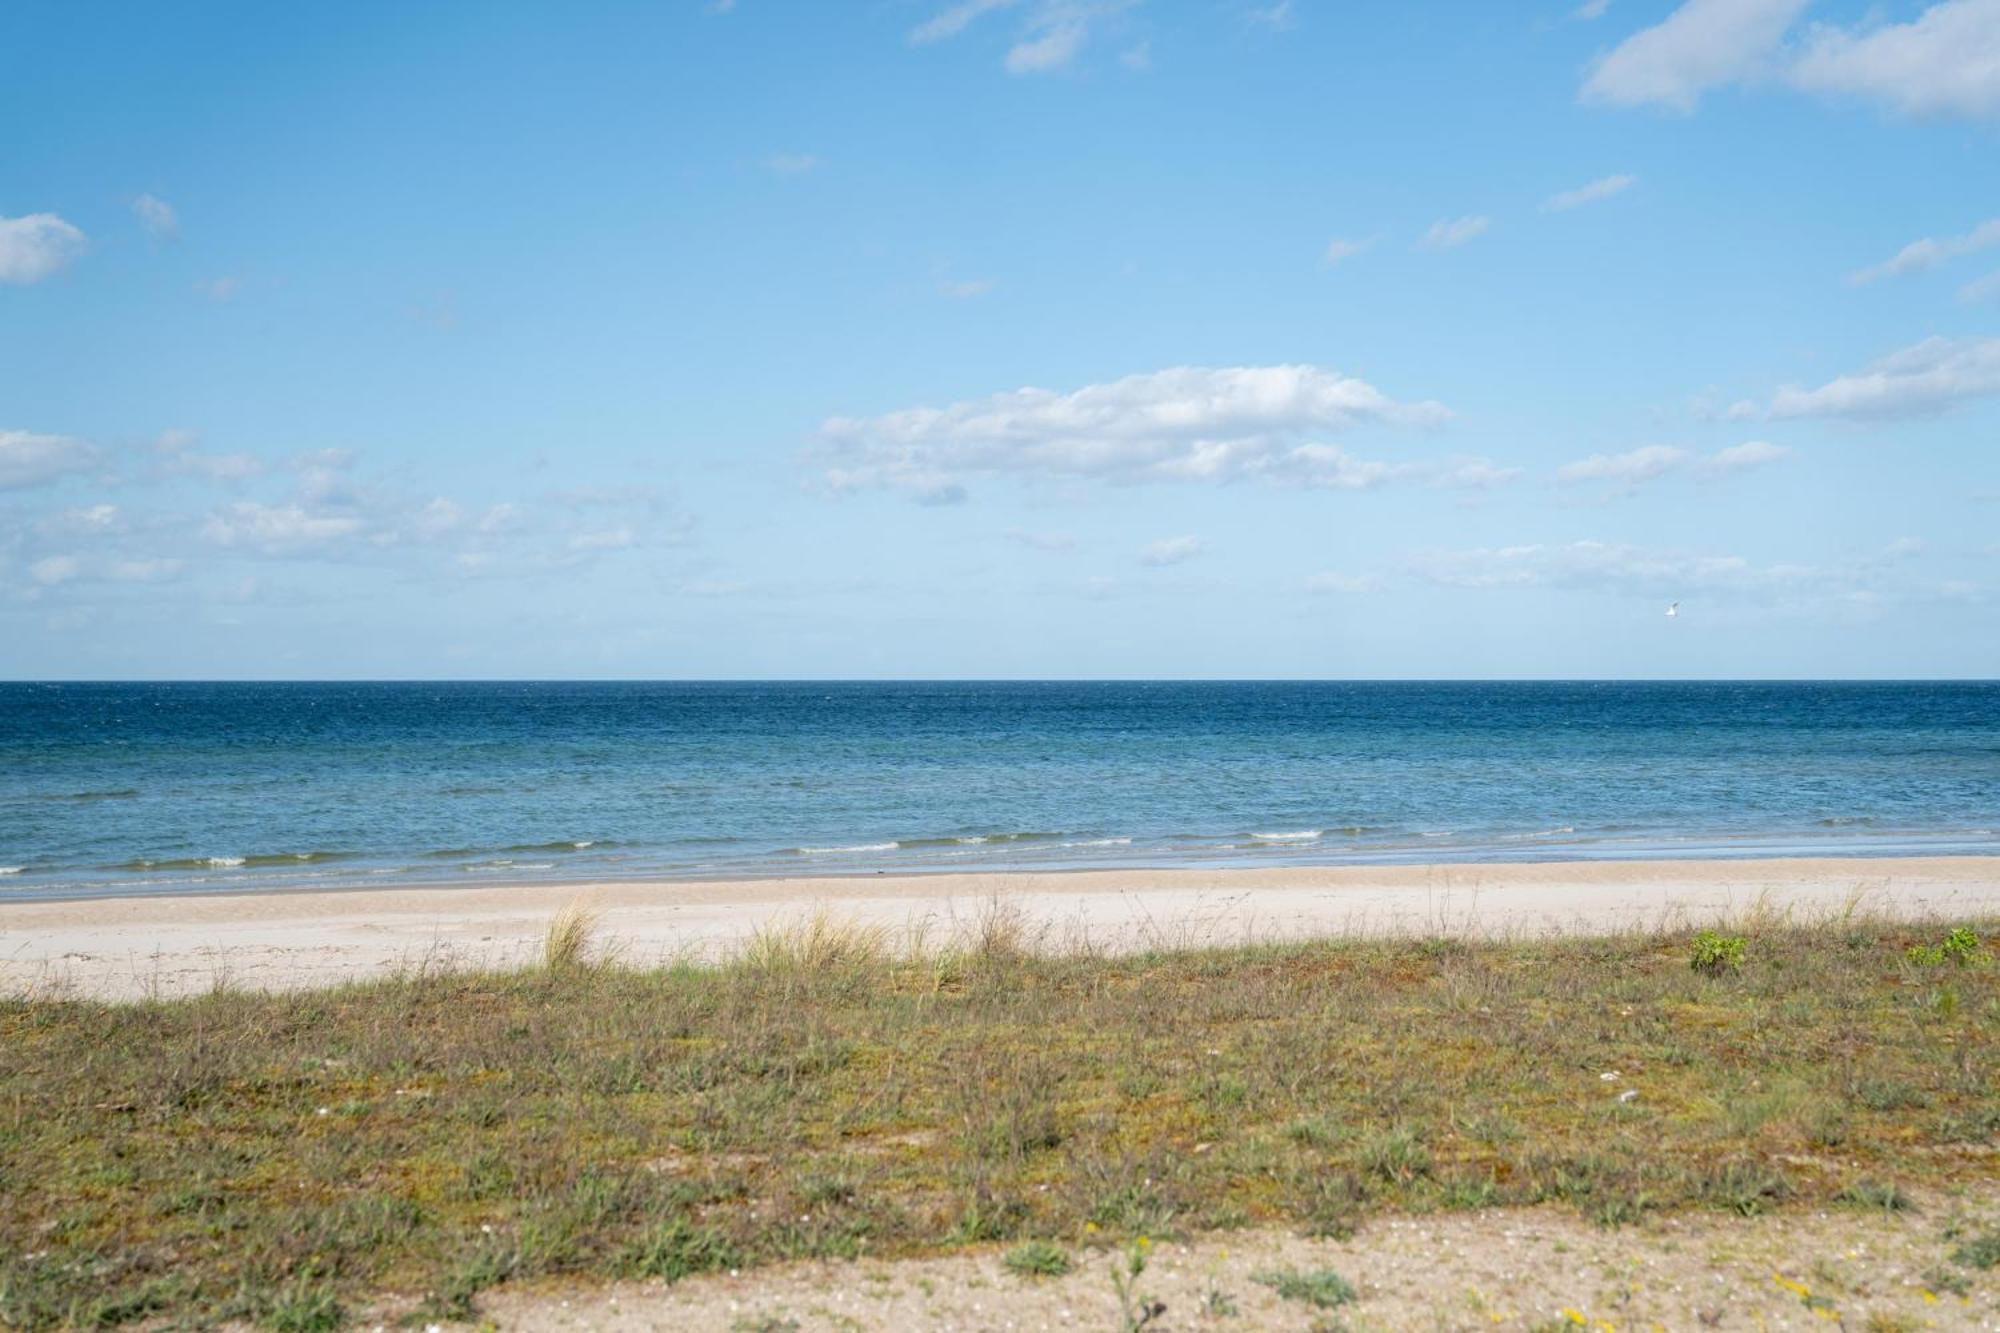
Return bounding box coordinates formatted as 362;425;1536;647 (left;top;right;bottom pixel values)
1561;1309;1587;1326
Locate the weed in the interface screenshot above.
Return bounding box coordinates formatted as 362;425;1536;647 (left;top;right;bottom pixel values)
620;1218;739;1282
1950;1224;2000;1270
1255;1266;1358;1309
1109;1237;1165;1331
543;903;598;972
1690;929;1747;975
1002;1240;1071;1278
1833;1180;1914;1214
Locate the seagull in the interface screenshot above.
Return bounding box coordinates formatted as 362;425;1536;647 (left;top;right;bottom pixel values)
1665;601;1680;618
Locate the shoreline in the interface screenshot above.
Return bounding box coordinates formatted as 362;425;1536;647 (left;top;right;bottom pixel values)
5;854;1998;1001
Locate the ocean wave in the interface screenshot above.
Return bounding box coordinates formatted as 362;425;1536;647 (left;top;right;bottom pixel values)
116;852;350;872
1499;825;1578;841
795;842;899;855
0;866;22;876
500;840;602;853
40;788;140;802
1250;830;1322;842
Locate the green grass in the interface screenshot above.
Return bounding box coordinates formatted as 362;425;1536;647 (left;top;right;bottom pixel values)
1;914;1995;1329
1254;1265;1358;1309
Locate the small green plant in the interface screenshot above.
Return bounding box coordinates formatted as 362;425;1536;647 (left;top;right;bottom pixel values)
1359;1124;1430;1184
1690;929;1746;975
620;1218;739;1282
1907;927;1981;967
1109;1237;1166;1331
259;1278;342;1333
1255;1266;1357;1309
1950;1224;2000;1270
1833;1179;1913;1214
1003;1240;1072;1278
1201;1282;1239;1317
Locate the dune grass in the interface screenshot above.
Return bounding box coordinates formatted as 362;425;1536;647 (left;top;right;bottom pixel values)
0;911;1995;1329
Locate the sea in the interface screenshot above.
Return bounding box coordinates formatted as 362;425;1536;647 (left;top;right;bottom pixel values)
1;680;1996;902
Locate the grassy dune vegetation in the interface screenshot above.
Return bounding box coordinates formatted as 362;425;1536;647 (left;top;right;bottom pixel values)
2;905;1996;1329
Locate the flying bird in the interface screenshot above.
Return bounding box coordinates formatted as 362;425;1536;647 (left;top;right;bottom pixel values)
1665;602;1679;618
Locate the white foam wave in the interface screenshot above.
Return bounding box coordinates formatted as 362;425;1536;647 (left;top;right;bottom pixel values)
798;842;898;855
1251;830;1322;842
0;866;21;876
206;856;246;868
1061;837;1132;848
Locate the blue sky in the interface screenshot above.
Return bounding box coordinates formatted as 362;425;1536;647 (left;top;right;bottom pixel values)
3;0;1997;678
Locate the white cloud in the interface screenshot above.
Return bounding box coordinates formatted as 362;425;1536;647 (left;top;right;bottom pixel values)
1007;17;1088;72
1580;0;1807;112
910;0;1017;44
1140;535;1202;567
0;430;96;490
1962;270;2000;304
156;430;265;483
819;364;1449;500
201;502;366;554
763;153;821;175
911;0;1128;74
1543;173;1637;212
1005;529;1077;550
1557;441;1791;489
568;527;635;553
1735;336;2000;420
1248;1;1295;31
132;194;178;240
29;555;80;587
0;214;88;285
1574;0;1611;19
1556;444;1689;486
1706;439;1792;471
1428;456;1525;490
1305;571;1380;594
939;277;997;298
1849;217;2000;284
1408;539;1858;604
1322;237;1370;265
1420;215;1490;249
1789;0;2000;120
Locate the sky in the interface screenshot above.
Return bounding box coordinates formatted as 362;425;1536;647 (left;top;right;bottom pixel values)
2;0;1998;679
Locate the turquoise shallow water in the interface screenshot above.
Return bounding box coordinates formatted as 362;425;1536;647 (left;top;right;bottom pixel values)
1;680;1996;902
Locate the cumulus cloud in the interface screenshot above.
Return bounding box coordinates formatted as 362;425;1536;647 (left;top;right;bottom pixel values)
1706;439;1792;471
1420;216;1490;249
1581;0;1805;111
1790;0;2000;119
131;194;178;240
156;430;265;483
1583;0;2000;120
1733;336;2000;421
0;214;88;285
1848;217;2000;284
1140;535;1202;567
0;430;97;490
1543;173;1637;212
200;502;366;555
820;365;1450;501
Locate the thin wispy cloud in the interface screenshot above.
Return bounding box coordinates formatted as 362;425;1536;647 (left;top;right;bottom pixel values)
910;0;1132;75
1322;237;1370;265
1573;0;1611;19
1420;215;1490;249
938;277;997;298
1555;441;1791;492
131;194;179;240
1731;336;2000;421
1849;217;2000;284
763;153;821;175
0;213;87;285
1140;534;1202;567
909;0;1017;45
1247;1;1295;31
1961;270;2000;304
1543;173;1636;212
1305;570;1380;594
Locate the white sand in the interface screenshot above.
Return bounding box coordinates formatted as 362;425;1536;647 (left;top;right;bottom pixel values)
4;856;1997;1001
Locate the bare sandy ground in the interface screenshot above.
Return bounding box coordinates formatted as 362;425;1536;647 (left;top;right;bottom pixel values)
457;1182;2000;1331
5;856;1998;1000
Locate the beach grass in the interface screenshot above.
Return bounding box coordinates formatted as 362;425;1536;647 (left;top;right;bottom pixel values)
1;911;1996;1329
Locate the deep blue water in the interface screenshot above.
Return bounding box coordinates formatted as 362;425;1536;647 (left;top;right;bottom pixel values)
1;681;1996;902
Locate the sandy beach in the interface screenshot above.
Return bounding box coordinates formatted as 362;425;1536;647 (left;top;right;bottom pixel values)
5;854;1997;1001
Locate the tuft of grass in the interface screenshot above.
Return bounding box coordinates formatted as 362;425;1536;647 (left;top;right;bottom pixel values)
257;1278;342;1333
1255;1266;1357;1309
1690;928;1746;975
543;902;599;972
1950;1224;2000;1271
1834;1180;1914;1214
1002;1240;1072;1278
740;909;888;980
